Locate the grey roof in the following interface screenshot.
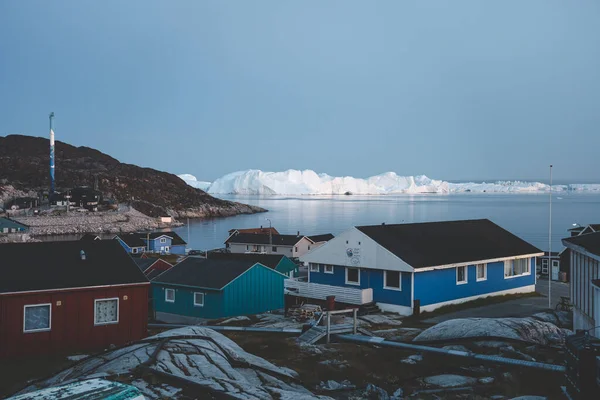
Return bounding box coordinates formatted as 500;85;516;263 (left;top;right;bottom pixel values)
115;233;146;248
133;258;156;272
307;234;334;243
154;258;258;290
207;253;286;270
357;219;542;269
225;233;303;246
562;231;600;258
0;240;148;294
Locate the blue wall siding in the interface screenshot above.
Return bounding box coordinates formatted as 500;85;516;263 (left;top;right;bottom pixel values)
222;265;285;316
310;265;411;307
147;237;173;252
414;259;536;306
152;284;224;319
170;245;186;255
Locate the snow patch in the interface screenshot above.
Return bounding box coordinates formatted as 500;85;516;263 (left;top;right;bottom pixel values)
177;174;211;190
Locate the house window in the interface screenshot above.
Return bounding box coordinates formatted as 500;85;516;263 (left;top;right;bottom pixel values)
94;298;119;325
384;270;401;290
194;292;205;307
23;304;51;333
164;246;170;253
295;246;298;252
324;265;334;274
132;248;138;254
246;245;249;251
308;246;311;250
165;288;175;303
504;258;530;278
309;263;319;272
552;260;559;268
272;246;277;252
346;267;360;285
476;263;487;281
456;266;467;284
160;238;167;243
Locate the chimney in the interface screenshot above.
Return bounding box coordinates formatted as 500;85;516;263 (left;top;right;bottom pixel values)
382;222;386;225
80;250;86;261
297;231;300;237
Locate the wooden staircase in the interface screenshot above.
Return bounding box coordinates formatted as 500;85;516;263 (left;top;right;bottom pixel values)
358;302;381;316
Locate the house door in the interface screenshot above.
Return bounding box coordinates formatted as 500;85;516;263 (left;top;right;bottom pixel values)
551;260;559;281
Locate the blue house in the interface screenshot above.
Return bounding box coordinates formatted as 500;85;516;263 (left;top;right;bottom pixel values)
152;258;287;321
139;232;187;255
114;233;147;255
0;217;28;234
298;219;543;315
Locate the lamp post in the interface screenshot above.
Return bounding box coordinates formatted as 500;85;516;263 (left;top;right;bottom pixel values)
266;218;272;253
548;165;553;309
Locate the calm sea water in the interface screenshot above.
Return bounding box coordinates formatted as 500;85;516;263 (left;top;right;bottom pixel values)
171;193;600;252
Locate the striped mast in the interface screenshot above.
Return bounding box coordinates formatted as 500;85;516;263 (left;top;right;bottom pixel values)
49;112;55;194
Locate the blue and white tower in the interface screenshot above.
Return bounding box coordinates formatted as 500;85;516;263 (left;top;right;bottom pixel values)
49;112;55;194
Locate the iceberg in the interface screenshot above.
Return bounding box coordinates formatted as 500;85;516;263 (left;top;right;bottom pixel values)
179;170;600;195
177;174;211;191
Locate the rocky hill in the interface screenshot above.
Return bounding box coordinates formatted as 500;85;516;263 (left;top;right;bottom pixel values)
0;134;264;218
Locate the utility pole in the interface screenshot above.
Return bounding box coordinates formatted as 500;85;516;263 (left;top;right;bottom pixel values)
266;218;272;254
548;165;553;309
49;112;55;195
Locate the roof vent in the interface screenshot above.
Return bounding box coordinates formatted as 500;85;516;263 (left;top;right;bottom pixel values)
297;231;300;237
80;250;86;261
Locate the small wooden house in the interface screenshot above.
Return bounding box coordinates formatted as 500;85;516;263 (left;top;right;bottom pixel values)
0;240;149;359
152;258;287;321
133;257;174;280
114;233;147;255
139;232;187;255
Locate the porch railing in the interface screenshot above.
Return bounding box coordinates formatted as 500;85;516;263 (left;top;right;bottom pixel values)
284;279;373;305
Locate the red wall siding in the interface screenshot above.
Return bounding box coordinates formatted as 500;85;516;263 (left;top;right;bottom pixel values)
0;285;149;359
145;259;173;276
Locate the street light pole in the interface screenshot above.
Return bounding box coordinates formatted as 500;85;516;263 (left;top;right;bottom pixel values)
266;218;272;253
548;164;553;310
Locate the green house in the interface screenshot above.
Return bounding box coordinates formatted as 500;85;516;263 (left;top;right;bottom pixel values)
206;252;299;277
152;258;287;320
0;217;28;234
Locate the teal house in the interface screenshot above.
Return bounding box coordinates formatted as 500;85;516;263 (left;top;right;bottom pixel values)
152;258;287;321
0;217;28;234
207;252;299;277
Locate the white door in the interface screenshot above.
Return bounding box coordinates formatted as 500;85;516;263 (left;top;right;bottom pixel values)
551;260;559;281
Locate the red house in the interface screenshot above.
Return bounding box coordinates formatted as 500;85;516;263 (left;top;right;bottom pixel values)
0;240;149;359
133;257;174;280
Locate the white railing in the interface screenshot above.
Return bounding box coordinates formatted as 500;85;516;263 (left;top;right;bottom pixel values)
284;279;373;305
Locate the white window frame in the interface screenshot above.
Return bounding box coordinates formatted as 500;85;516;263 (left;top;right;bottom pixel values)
132;247;138;254
324;265;334;274
456;266;468;285
94;298;119;326
552;259;559;268
309;263;319;272
23;303;52;333
476;263;487;282
383;270;402;291
345;267;360;286
193;292;205;307
504;258;531;279
165;288;175;303
164;246;170;253
160;238;167;243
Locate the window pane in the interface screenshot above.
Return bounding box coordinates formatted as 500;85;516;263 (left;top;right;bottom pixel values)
347;268;359;283
195;293;204;305
166;289;174;301
457;266;465;282
385;271;400;288
477;264;485;279
95;299;118;324
24;305;50;331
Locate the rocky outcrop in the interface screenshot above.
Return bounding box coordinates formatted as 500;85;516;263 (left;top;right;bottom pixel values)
0;134;266;218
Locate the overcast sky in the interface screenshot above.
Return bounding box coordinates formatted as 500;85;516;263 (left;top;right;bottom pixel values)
1;1;599;182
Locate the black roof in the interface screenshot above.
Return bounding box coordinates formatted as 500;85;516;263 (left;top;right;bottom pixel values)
562;232;600;257
147;268;166;281
207;253;286;269
357;219;542;269
115;233;146;248
225;233;304;246
154;258;258;289
80;233;101;241
0;240;148;294
139;231;187;245
133;258;156;272
308;234;334;243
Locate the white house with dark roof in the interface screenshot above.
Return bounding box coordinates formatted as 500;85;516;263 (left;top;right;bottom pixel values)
225;232;333;258
295;219;542;315
562;232;600;337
